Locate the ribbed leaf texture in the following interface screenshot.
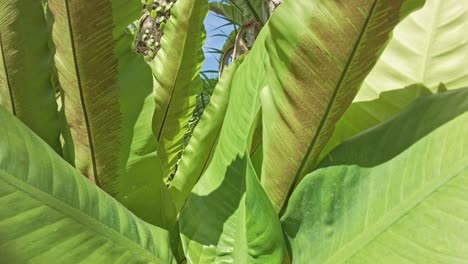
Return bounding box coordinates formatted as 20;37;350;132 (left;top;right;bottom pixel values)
0;0;61;153
48;0;174;227
151;0;208;183
259;0;426;213
319;84;432;162
321;0;468;162
179;49;286;262
357;0;468;101
282;88;468;263
0;107;176;263
178;0;427;261
169;58;243;211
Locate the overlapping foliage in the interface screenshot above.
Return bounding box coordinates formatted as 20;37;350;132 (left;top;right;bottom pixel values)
1;0;467;263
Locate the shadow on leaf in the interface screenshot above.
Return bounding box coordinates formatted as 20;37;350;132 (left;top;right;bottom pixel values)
320;88;468;168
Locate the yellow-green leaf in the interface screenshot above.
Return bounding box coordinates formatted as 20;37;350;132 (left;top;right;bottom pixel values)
169;57;244;212
282;88;468;263
151;0;208;182
357;0;468;101
0;107;176;263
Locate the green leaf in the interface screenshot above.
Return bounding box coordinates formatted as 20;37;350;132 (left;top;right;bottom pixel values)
0;0;62;154
281;88;468;263
210;2;248;25
151;0;208;183
249;112;263;177
259;0;426;213
120;95;177;229
169;57;243;212
319;84;432;162
324;0;468;162
179;45;285;262
226;0;263;24
179;0;425;259
212;29;237;72
0;107;176;263
357;0;468;102
48;0;173;227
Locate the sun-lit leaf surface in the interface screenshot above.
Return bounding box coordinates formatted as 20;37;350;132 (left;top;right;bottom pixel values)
0;107;176;264
318;84;431;162
259;0;426;213
179;48;285;262
179;0;426;260
47;0;173;228
331;0;468;167
182;75;215;149
282;88;468;263
151;0;208;183
169;58;243;212
357;0;468;101
0;0;62;153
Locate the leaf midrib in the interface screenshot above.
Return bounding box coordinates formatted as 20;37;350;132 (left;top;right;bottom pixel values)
279;0;379;215
0;31;16;114
419;0;441;82
155;1;200;141
63;0;99;185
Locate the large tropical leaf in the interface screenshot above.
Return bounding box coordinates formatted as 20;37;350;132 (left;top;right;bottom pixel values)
179;49;285;262
259;0;426;213
47;0;173;227
169;57;243;211
120;94;176;229
0;0;61;153
357;0;468;101
0;107;176;263
282;88;468;263
42;2;76;165
318;84;431;162
151;0;208;182
178;0;425;260
322;0;468;162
